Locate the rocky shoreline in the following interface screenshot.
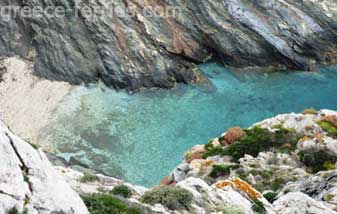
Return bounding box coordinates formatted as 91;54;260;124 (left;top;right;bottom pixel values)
2;109;337;213
1;0;337;91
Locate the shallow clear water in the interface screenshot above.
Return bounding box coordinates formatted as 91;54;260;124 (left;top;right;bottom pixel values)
43;63;337;187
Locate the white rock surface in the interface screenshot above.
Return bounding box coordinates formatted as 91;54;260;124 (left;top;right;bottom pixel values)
0;121;88;214
55;166;148;197
177;177;257;214
273;192;336;214
281;170;337;211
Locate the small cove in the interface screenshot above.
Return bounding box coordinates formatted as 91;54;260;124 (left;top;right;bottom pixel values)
41;63;337;187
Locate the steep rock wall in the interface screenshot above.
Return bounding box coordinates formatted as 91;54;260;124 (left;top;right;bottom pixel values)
0;0;337;90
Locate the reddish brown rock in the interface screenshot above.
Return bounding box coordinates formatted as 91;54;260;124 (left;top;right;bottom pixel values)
221;127;246;145
160;177;174;186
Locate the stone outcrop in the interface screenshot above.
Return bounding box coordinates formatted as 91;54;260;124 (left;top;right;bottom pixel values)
1;0;337;91
163;109;337;213
273;192;336;214
2;109;337;213
0;121;88;214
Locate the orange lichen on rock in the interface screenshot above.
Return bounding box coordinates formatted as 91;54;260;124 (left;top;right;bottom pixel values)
215;178;262;200
220;127;246;145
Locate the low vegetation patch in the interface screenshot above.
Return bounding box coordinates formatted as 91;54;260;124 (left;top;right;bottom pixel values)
8;207;19;214
140;186;193;211
110;185;132;198
263;191;278;203
317;120;337;138
81;194;140;214
299;149;337;173
251;199;266;214
223;125;300;161
218;205;244;214
325;194;334;202
202;140;225;159
209;164;238;178
80;172;100;183
270;178;285;192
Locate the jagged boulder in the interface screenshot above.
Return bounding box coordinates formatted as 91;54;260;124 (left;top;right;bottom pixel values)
0;121;88;214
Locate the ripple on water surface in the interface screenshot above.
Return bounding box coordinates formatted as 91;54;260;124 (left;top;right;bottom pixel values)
42;63;337;187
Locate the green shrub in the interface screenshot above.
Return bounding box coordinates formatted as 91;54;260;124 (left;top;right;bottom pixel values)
323;161;337;170
81;194;140;214
263;192;278;203
259;170;273;179
299;149;337;173
251;199;266;214
223;126;299;161
271;178;285;192
8;207;19;214
325;194;334;201
140;186;193;210
219;206;244;214
202;140;225;159
110;185;132;198
80;172;99;183
209;164;236;178
317;121;337;137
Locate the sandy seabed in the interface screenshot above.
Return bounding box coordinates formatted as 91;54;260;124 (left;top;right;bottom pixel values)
0;57;73;147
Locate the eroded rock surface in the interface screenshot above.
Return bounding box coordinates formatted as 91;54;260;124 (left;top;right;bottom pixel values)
1;0;337;90
0;121;88;214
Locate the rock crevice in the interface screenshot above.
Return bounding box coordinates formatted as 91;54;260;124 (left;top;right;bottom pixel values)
0;121;88;214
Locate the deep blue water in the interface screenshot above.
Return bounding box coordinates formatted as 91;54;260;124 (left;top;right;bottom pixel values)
43;63;337;187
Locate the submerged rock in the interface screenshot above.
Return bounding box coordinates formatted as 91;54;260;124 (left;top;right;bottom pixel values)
1;0;337;90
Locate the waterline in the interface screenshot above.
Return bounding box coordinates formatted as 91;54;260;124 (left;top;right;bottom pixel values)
41;63;337;187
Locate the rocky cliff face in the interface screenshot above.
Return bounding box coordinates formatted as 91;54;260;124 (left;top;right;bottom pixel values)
1;0;337;90
0;121;88;214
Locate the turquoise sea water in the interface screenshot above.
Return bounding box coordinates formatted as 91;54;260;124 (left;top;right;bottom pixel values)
43;63;337;187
